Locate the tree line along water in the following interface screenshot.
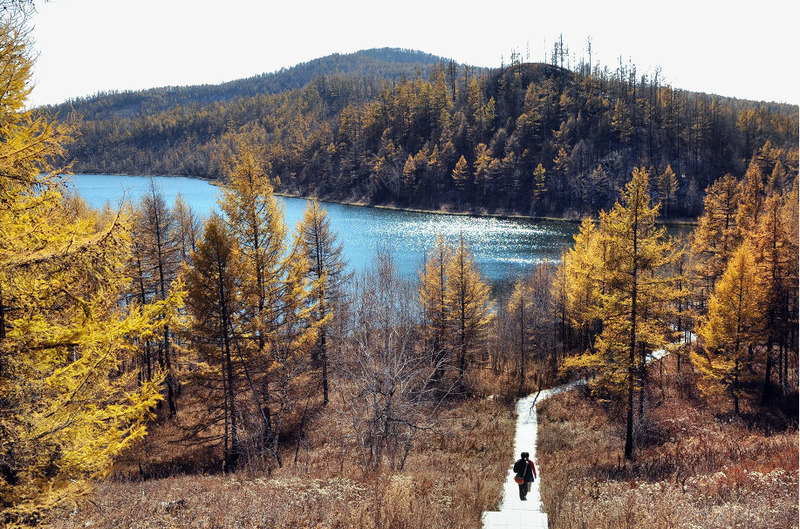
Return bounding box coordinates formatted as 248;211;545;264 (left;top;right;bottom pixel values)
67;174;580;284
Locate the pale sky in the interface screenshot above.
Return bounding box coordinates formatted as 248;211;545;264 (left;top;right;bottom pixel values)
26;0;799;108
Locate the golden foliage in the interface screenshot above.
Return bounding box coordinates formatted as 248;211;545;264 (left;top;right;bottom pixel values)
693;243;766;403
183;144;326;469
419;236;493;379
0;15;181;523
559;168;683;460
561;168;682;396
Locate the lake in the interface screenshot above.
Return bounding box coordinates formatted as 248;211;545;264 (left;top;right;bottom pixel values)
65;174;579;284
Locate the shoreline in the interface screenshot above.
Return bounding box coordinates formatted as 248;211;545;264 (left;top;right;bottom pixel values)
273;191;587;225
72;172;698;227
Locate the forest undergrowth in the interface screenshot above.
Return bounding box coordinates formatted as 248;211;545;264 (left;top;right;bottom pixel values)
46;372;518;529
538;353;799;529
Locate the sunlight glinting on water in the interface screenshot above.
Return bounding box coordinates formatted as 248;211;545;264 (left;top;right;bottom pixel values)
68;175;578;283
341;211;574;281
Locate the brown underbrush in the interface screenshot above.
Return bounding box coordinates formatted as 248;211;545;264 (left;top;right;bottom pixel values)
46;389;516;529
538;354;799;529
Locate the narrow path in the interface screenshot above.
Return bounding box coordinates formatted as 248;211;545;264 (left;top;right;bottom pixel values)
482;346;675;529
481;384;575;529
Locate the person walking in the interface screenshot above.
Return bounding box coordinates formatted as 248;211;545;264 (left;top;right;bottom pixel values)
513;451;537;500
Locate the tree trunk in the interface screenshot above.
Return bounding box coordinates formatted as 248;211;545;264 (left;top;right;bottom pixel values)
218;257;238;471
223;333;238;470
762;308;775;405
0;283;6;342
639;342;647;421
733;357;740;415
625;365;635;461
625;285;637;461
762;343;773;405
222;357;229;471
519;299;526;387
320;329;329;405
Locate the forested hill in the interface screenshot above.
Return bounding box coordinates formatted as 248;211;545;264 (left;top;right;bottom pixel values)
46;47;798;219
49;48;451;120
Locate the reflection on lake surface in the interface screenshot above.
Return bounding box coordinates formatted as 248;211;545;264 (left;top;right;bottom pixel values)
66;174;579;283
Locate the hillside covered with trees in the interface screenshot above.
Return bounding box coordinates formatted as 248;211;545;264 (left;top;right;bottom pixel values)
47;47;798;219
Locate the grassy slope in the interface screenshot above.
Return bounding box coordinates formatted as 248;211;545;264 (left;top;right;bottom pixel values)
47;393;516;529
45;346;798;528
537;353;798;529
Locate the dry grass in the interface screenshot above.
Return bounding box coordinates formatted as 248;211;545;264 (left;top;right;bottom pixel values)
45;349;798;529
537;354;799;529
46;392;516;529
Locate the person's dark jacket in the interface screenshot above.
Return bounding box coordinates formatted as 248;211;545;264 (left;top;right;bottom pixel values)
513;458;535;482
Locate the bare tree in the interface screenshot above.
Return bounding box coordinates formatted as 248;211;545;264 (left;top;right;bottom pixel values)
334;250;440;472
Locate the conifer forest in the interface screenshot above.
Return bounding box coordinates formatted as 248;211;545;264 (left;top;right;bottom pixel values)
53;47;797;219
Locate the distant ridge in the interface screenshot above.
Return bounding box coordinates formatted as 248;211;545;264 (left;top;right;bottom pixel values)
44;48;476;119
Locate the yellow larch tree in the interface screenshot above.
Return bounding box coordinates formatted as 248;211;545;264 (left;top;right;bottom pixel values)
751;191;796;402
419;236;453;378
531;162;547;214
562;168;682;460
419;236;492;383
451;155;470;192
446;236;493;380
507;279;535;387
777;180;799;395
598;167;682;460
183;214;245;470
219;142;286;349
292;199;348;404
656;164;678;217
473;143;492;199
173;192;201;263
266;245;323;461
130;181;181;415
0;11;180;522
214;142;322;467
401;154;418;196
735;159;765;237
218;142;286;464
689;173;741;313
693;243;767;413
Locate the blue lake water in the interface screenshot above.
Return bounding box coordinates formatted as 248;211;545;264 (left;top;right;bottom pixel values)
65;174;579;283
